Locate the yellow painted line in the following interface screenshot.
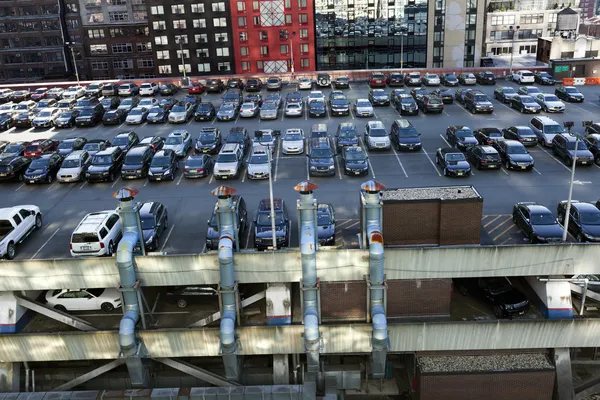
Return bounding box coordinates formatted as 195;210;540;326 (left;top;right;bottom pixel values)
493;224;519;242
336;219;357;229
487;216;513;234
483;215;503;228
345;221;361;230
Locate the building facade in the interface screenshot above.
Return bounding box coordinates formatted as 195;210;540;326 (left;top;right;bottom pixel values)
0;0;82;81
147;0;236;78
78;0;154;80
229;0;316;74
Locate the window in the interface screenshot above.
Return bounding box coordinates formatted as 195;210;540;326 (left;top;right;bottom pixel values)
194;34;208;43
154;36;168;45
218;62;231;71
241;61;250;71
88;29;104;39
91;60;108;70
173;20;186;29
174;34;188;44
109;28;125;37
178;64;191;73
216;47;230;56
585;50;599;58
285;0;291;7
253;1;260;10
137;42;151;52
215;33;228;42
191;3;205;13
176;49;190;59
133;11;147;20
158;65;172;74
239;31;248;41
491;15;515;25
260;46;268;56
108;12;128;21
467;14;476;26
298;0;307;7
280;44;289;54
156;50;170;59
238;17;247;27
112;43;133;53
87;12;104;23
113;59;133;69
195;63;209;73
90;44;108;54
150;6;164;14
260;31;268;41
520;13;543;24
212;2;226;11
196;49;209;58
152;20;166;30
299;14;308;24
561;51;574;58
465;29;475;41
171;4;185;14
549;13;557;23
300;58;309;68
253;16;260;25
110;0;126;4
300;43;308;54
241;46;249;56
299;28;308;39
213;17;227;27
237;1;246;11
66;3;79;13
257;60;264;70
193;19;206;28
137;58;154;68
42;21;60;31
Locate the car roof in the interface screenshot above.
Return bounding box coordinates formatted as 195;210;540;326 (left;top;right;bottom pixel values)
572;202;600;213
479;145;498;154
394;119;413;128
258;198;283;211
503;140;524;147
558;133;578;142
139;201;157;215
368;120;385;128
525;204;552;213
169;130;187;136
356;98;370;102
154;149;172;157
65;150;86;159
345;145;364;153
96;146;120;155
87;139;108;144
452;125;471;130
28;139;47;145
440;147;462;154
127;145;149;155
35;153;53;159
115;131;133;137
0;206;31;219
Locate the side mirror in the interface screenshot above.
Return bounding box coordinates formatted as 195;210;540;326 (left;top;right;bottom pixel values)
207;219;210;225
305;154;309;157
418;133;422;136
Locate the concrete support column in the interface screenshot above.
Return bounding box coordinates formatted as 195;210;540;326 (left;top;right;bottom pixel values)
0;362;20;392
526;277;573;319
273;354;290;385
554;348;574;400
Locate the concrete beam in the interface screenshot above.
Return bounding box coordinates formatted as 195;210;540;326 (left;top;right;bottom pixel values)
188;290;266;328
15;295;98;331
153;358;240;387
53;359;125;391
554;348;574;400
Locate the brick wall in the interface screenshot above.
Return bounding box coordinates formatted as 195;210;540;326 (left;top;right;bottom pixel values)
439;201;483;246
419;370;555;400
320;281;367;321
387;279;451;318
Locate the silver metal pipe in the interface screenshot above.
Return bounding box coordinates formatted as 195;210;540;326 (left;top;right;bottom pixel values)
24;361;29;392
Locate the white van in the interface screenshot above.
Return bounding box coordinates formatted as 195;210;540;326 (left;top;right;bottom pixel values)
70;210;122;257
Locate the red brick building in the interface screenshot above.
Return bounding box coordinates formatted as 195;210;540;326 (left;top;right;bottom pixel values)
229;0;315;75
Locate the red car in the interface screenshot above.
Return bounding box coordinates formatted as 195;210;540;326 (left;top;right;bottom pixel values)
30;88;49;101
23;138;58;158
188;81;204;94
369;72;387;88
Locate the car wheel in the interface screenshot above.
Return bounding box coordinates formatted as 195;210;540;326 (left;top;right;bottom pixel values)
577;232;585;242
443;167;448;177
565;157;572;166
35;214;42;229
108;172;115;182
6;241;15;260
177;299;188;308
505;160;510;170
101;302;115;312
164;216;169;229
47;174;53;184
107;241;114;256
17;174;23;183
435;155;440;165
493;306;504;318
54;305;67;312
520;105;525;113
529;234;538;244
595;155;600;165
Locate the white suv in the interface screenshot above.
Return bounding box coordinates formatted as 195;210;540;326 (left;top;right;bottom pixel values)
139;82;159;96
247;145;271;180
513;70;535;84
70;211;122;257
57;150;91;183
214;143;243;180
0;205;42;259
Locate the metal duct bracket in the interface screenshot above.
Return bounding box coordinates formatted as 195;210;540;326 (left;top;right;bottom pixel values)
359;182;384;248
299;278;322;324
365;275;388;322
117;280;156;329
217;281;243;326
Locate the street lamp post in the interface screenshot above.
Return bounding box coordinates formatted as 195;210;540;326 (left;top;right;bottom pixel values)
509;25;520;76
400;27;406;75
256;130;277;250
289;31;296;81
561;120;581;242
64;42;80;86
176;37;187;86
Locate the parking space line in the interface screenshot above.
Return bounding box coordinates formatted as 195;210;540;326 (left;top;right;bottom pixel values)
443;111;450;116
159;225;175;252
78;180;87;189
143;179;149;187
532;167;542;175
2;126;16;134
367;157;376;178
46;180;58;191
499;166;509;175
335;154;342;179
570;104;594;115
30;228;60;260
244;222;253;249
241;161;247;182
536;147;570;171
439;134;452;147
349;108;355;120
15;183;24;192
274;142;281;182
176;172;184;185
391;146;408;178
208;173;214;184
305;154;310;180
187;118;193;125
493;224;518;242
483;215;503;228
422;148;441;177
280;110;285;121
234;113;240;124
487;217;513;234
499;101;523;115
110;176;121;188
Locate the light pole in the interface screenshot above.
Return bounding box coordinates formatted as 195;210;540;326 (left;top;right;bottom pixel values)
289;31;296;81
400;27;406;75
176;37;187;86
508;25;520;76
561;120;582;242
255;130;277;250
64;41;80;86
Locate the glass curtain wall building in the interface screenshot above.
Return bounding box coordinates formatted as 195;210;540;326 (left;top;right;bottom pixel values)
314;0;427;70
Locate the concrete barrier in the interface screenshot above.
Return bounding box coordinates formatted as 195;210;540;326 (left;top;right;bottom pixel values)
573;77;586;86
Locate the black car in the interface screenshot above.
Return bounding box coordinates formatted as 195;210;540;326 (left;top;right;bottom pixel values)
74;96;100;110
534;71;556;85
139;135;164;153
0;113;13;130
330;97;350;116
416;95;443;114
139;201;168;251
341;146;368;176
454;88;473;104
86;146;124;183
2;141;28;157
410;87;428;100
555;85;584;102
13;111;34;128
159;97;178;111
57;137;87;157
254;198;290;250
82;139;110;157
111;131;139;152
466;145;502;170
446;125;478;150
509;95;541;113
430;89;454;104
512;202;564;243
463;90;494;114
369;89;390;106
502;126;538;147
557;201;600;242
54;110;79;128
205;79;225;93
494;140;535;170
225;127;250;155
441;73;459;86
390;119;421;151
146;106;169;124
102;109;127;125
75;105;103;127
386;73;405;87
181;95;200;109
183;154;213;178
390;88;409;105
245;78;263;92
454;277;530;318
308;137;336;176
317;203;336;245
195;127;222;154
0;156;31;182
100;96;120;110
551;133;594;166
476;71;496;85
0;141;10;154
474;128;504;145
23;152;63;184
205;195;248;251
333;76;350;89
335;122;359;150
165;285;219;308
394;94;418;115
435;148;471;177
584;134;600;164
286;92;303;105
308;100;327;118
227;78;244;90
148;149;178;181
493;86;518;103
120;145;153;180
159;83;179;96
194;102;215;121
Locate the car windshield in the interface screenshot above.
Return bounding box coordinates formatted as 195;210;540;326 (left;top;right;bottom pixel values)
217;153;237;163
152;156;171;167
93;155;112;165
517;128;535;136
0;220;13;238
284;132;303;141
567;141;588;150
373;91;386;96
227;133;243;142
370;128;387;137
129;109;144;116
521;96;534;103
34;89;46;94
456;129;473;137
29;159;49;168
317;213;332;225
88;84;100;90
357;101;371;107
565;88;579;93
148;107;161;114
83;143;101;151
339;128;356;138
61;159;80;168
445;153;465;161
100;99;112;106
38;110;54;117
446;74;457;79
286;104;300;109
25;145;40;153
256;212;284;226
311;148;332;158
4;144;21;153
400;97;414;104
399;128;418;137
581;212;600;225
125;155;143;165
332;99;347;105
521;72;534;77
14;104;28;110
241;104;255;110
58;142;74;149
166;136;183;145
503;88;516;94
141;216;155;230
267;78;279;84
262;103;276;110
220;105;234;111
544;125;565;134
250;154;268;164
112;137;128;146
197;104;211;111
531;212;556;225
121;99;133;106
345;151;366;161
486;278;512;295
507;145;528;154
172;105;187;113
199;132;216;142
186;158;205;167
543;95;560;102
474;95;488;102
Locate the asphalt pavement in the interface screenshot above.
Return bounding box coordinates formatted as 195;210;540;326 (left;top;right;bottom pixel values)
1;79;600;260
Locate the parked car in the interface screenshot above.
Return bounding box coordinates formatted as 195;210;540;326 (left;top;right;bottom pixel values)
353;99;374;117
0;156;31;183
24;152;63;184
458;73;476;85
85;82;104;97
534;71;556;85
254;198;290;250
86;146;124;183
69;210;122;257
316;203;336;245
510;95;541;114
317;73;331;88
465;145;502;170
82;139;111;157
430;89;454;104
125;107;149;125
101;84;119;97
266;77;282;90
533;93;565;113
32;108;61;128
446;125;477;150
195;127;222;154
512;70;535;84
102;109;127;125
369;72;386;88
404;72;421;86
159;83;179;96
475;128;504;145
555;85;584;102
416;95;444;114
118;83;139;97
57;150;91;183
139;201;168;250
57;137;87;157
551;133;594;166
308;138;336;176
30;88;49;101
335;123;359;150
502;126;538;147
205;79;225;93
435;147;471;177
390;119;421;151
168;102;193;123
0;113;13;130
369;89;390;106
512;202;563;243
476;71;496;85
75;105;103;127
47;88;65;100
183;154;213;179
139;82;159;96
281;128;305;155
245;78;263;92
194;102;215;121
111;131;139;152
146;106;169;124
163;130;192;157
364;121;390;150
441;73;459;86
386;73;405;87
120;145;153;180
45;288;121;312
24;139;58;158
259;102;278;120
341;145;369;176
494;86;519;103
0;205;41;259
493;140;535;171
139;135;165;153
463;90;494;114
246;145;272;180
584;134;600;164
159;97;178;111
422;73;441;86
517;86;541;97
227;78;244;90
100;96;120;110
453;277;530;318
557;200;600;242
333;76;350;89
216;103;238;121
